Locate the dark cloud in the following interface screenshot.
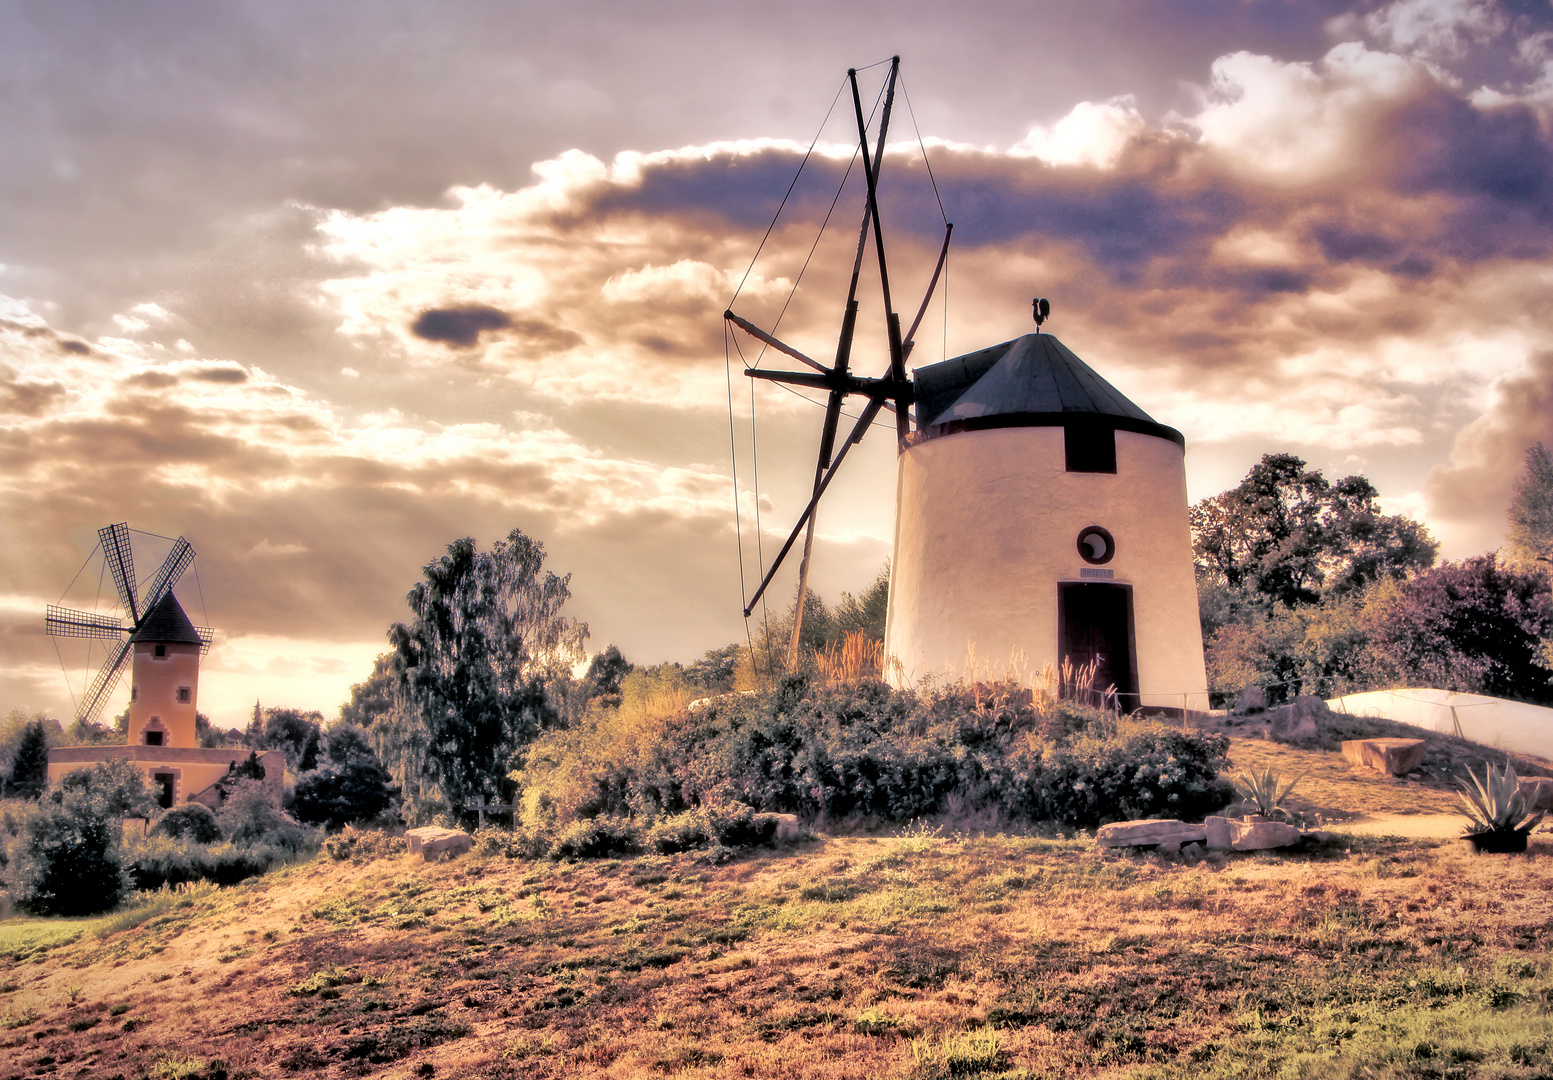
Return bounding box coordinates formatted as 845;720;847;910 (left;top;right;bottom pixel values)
411;305;513;347
0;370;65;416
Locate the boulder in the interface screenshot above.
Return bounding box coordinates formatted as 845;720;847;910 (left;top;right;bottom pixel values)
1204;815;1233;851
1268;695;1328;743
1096;819;1207;849
768;813;804;842
1232;685;1267;716
1519;776;1553;813
1229;820;1303;851
405;826;473;861
1341;738;1427;776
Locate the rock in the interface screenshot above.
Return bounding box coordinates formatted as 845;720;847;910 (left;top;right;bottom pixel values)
1232;686;1267;716
1268;695;1328;744
1156;840;1182;854
1519;777;1553;813
405;826;473;861
769;813;803;842
1341;738;1427;776
1229;820;1303;851
1204;815;1233;851
1096;819;1207;848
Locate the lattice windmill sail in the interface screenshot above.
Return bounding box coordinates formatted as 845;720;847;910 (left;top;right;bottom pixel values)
46;523;213;725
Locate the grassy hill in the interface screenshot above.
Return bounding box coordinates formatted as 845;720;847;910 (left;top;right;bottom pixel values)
2;720;1551;1079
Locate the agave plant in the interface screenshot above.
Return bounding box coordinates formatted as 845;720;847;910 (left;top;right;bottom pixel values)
1457;761;1546;837
1232;767;1303;818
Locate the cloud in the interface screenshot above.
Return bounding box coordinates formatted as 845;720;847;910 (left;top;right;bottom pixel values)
1425;348;1553;555
410;305;514;348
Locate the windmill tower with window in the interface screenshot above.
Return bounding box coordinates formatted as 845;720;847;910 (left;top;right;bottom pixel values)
44;524;283;810
727;59;1208;712
46;523;212;746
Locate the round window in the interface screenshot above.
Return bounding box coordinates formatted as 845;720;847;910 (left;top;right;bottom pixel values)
1077;525;1115;565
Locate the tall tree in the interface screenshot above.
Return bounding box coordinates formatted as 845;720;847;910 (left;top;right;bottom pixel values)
1191;454;1436;610
831;561;890;644
7;720;51;800
1505;442;1553;570
385;527;587;817
340;653;397;728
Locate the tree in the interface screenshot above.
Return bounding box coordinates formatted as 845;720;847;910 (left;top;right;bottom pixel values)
340;653;396;728
7;721;50;800
685;643;742;695
1191;454;1437;610
55;758;157;818
384;527;588;817
830;561;890;644
1505;442;1553;570
1364;554;1553;704
580;646;633;708
292;745;397;830
7;783;128;915
256;708;323;773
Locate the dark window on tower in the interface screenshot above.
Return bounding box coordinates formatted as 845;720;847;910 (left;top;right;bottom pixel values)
145;730;164;746
154;644;167;658
130;685;139;702
176;687;191;703
1065;424;1116;474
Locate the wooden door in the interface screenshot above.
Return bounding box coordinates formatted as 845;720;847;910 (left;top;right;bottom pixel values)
1059;583;1136;707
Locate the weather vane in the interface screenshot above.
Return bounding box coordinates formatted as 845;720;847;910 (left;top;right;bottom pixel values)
1032;296;1050;332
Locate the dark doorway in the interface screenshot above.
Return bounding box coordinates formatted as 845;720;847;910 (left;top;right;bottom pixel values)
1059;583;1137;709
144;730;163;746
153;772;175;809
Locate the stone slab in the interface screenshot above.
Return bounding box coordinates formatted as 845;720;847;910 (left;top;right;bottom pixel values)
1341;738;1428;776
405;826;473;860
1230;820;1303;850
1204;816;1233;851
1096;819;1207;848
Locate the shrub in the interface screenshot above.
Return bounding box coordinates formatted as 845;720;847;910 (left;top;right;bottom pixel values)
323;827;407;863
124;833;290;890
154;803;222;843
55;758;159;818
292;753;398;830
217;780;318;854
509;676;1234;846
6;787;128;915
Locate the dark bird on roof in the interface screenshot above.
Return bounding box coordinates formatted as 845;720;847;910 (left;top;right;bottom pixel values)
1032;297;1051;328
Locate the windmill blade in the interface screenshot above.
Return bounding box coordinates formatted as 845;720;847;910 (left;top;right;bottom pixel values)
45;605;126;641
99;522;138;623
743;395;888;617
194;625;216;656
77;637;133;725
901;223;953;361
139;537;195;616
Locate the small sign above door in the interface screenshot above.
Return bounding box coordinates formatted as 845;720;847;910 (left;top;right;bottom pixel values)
1079;568;1114;579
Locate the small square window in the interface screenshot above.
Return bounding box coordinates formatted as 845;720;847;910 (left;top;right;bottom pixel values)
154;644;167;658
176;687;191;703
145;730;164;746
1065;424;1116;474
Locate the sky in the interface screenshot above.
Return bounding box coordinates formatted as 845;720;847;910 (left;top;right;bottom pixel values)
4;0;1553;727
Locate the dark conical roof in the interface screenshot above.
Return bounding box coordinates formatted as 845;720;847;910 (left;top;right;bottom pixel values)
128;591;203;645
912;333;1183;447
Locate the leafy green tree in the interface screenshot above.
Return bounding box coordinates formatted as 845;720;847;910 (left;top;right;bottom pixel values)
256;708;323;773
340;653;396;728
6;783;128;915
154;803;221;843
1364;554;1553;704
384;527;587;818
55;758;157;818
685;643;742;695
1191;454;1436;612
7;720;50;800
830;561;890;644
1505;442;1553;570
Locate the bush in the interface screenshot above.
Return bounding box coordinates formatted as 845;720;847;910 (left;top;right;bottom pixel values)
323;827;407;863
124;833;292;890
292;753;398;830
508;676;1235;850
55;758;159;818
154;803;222;843
6;787;127;915
216;780;318;855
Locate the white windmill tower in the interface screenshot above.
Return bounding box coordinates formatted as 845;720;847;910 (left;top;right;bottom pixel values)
728;61;1208;712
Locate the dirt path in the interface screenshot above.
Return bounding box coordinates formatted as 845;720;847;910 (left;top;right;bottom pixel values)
1341;813;1471;838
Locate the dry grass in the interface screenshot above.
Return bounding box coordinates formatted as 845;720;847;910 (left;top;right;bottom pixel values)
1;818;1551;1079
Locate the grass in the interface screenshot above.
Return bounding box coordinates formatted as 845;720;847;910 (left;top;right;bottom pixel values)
0;824;1549;1078
1;713;1550;1077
